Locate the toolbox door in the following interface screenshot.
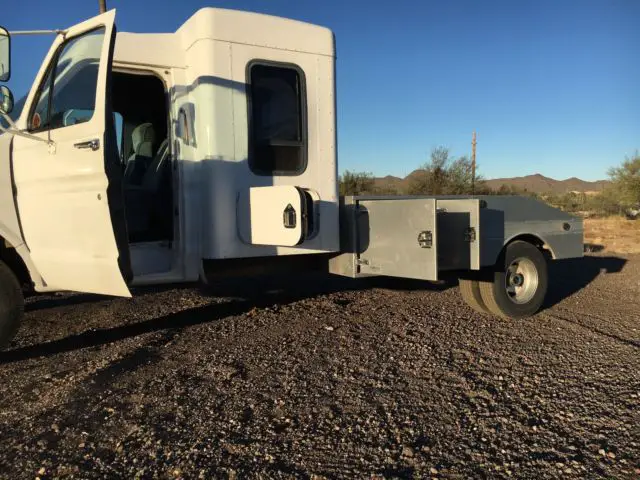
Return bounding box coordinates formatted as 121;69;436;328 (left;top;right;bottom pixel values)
436;199;481;271
357;198;438;280
238;186;311;246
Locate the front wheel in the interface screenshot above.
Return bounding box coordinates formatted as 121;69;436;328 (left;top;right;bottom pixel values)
479;241;548;319
0;260;24;350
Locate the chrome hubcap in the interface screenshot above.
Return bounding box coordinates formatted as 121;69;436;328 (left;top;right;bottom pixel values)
505;257;538;304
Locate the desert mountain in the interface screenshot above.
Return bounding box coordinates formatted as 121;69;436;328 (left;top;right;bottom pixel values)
373;171;608;194
483;174;608;194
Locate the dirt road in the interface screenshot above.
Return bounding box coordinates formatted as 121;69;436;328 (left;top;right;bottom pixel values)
0;254;638;479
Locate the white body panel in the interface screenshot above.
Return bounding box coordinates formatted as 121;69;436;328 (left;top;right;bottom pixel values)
173;9;340;262
114;33;185;69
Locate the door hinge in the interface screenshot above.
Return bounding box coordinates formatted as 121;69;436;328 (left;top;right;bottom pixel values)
418;230;433;248
464;227;476;242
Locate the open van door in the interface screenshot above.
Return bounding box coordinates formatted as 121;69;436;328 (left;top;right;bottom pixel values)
11;10;132;297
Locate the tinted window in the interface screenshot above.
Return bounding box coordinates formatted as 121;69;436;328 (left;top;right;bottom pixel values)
248;63;306;175
29;28;104;132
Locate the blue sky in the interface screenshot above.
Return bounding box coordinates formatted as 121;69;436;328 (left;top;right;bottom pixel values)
3;0;638;181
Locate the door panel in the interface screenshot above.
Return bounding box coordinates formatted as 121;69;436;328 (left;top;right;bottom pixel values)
436;199;481;271
237;186;308;246
357;198;438;281
11;11;131;296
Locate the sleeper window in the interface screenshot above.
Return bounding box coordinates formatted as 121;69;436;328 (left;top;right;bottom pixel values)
248;63;307;175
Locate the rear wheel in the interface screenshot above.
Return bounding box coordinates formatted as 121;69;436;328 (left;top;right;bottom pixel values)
479;241;548;319
459;277;490;314
0;260;24;349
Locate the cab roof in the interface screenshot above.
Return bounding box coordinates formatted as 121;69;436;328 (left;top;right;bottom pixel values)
177;8;335;57
114;7;334;69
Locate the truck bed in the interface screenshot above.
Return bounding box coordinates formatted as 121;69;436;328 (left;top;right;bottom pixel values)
329;195;584;280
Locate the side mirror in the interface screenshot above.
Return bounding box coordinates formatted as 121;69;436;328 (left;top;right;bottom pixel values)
0;85;13;114
0;26;10;82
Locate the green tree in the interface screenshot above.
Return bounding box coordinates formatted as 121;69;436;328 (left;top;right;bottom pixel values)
607;152;640;206
447;155;475;194
408;146;447;195
408;146;480;195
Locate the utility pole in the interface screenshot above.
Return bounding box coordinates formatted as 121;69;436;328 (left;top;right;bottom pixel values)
471;131;477;195
99;0;107;13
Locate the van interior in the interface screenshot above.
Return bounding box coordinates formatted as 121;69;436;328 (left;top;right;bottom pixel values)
111;70;173;245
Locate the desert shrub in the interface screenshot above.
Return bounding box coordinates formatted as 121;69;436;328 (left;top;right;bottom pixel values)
339;170;375;196
583;188;626;217
490;184;539;199
561;153;640;217
607;152;640;206
373;183;400;196
545;192;584;212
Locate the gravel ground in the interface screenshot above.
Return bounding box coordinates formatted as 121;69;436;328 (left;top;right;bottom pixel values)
0;254;638;479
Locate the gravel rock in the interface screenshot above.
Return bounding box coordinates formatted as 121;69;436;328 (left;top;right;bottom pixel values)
0;255;638;478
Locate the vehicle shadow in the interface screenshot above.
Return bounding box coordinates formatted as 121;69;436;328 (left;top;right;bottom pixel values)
5;255;620;363
203;271;454;300
24;285;182;313
543;254;628;310
1;272;454;364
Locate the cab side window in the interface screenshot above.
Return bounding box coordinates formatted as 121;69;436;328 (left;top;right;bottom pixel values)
28;28;105;132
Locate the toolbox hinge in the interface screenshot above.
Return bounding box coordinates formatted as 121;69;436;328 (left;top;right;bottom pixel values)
464;227;476;243
417;230;433;249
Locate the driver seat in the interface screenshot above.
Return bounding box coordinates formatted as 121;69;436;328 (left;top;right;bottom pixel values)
124;138;172;242
124;123;156;185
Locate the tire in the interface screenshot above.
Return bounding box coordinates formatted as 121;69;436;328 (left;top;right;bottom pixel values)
459;277;490;314
0;260;25;350
478;241;548;319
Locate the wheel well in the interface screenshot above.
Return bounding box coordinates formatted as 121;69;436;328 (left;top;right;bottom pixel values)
0;237;32;290
506;234;554;260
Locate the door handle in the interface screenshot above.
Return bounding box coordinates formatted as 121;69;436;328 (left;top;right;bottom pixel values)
74;139;100;151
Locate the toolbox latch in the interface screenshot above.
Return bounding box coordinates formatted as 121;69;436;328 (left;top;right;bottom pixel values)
283;204;297;229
